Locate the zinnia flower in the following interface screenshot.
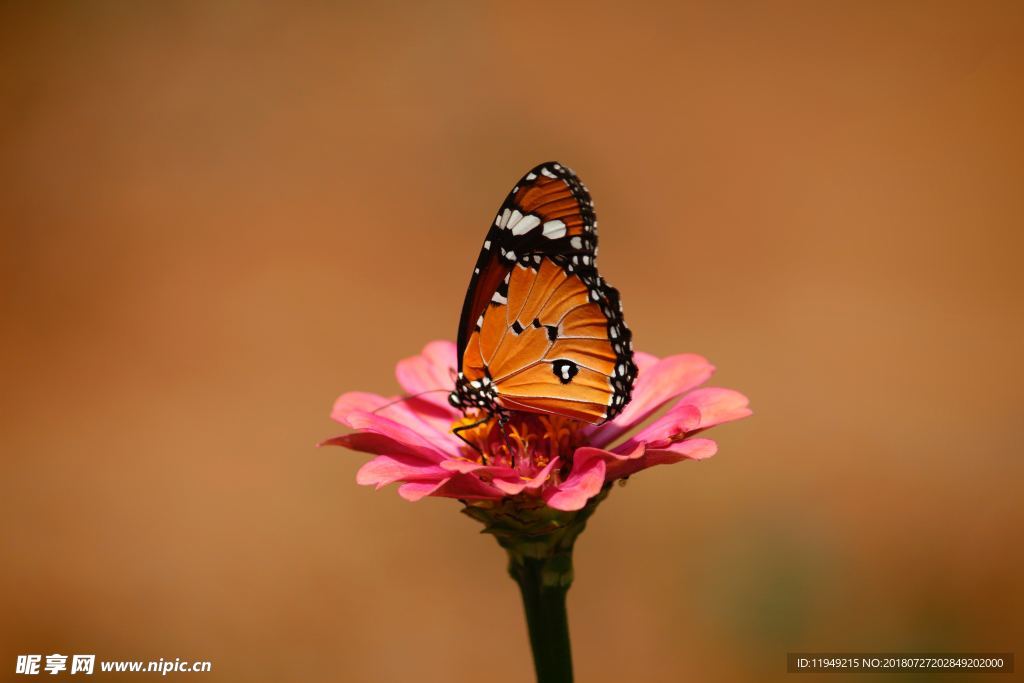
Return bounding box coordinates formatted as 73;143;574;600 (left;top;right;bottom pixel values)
321;340;751;512
323;339;750;683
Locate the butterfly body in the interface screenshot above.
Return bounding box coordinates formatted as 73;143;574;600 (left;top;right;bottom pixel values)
450;162;636;426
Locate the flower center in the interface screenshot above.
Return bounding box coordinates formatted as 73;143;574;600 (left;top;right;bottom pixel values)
451;412;585;472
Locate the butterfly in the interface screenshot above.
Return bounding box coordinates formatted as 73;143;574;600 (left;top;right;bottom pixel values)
448;162;637;432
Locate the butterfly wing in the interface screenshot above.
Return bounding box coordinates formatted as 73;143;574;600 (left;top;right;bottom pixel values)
455;162;636;424
456;162;597;356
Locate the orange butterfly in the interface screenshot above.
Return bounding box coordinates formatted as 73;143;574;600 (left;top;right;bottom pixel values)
449;162;637;435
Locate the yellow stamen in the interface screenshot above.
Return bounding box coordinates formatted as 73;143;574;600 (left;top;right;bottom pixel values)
450;412;585;469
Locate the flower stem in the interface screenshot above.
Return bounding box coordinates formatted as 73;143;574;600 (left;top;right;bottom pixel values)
462;485;611;683
510;554;574;683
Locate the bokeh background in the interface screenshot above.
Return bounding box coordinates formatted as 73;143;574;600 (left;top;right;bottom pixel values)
2;2;1022;681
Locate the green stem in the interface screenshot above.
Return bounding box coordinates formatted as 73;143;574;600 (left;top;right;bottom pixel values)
510;555;574;683
462;484;612;683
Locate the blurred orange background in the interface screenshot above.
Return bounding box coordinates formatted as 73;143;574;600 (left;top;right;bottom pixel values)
2;2;1022;681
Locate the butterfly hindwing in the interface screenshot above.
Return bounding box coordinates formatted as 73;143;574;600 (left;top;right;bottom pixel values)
453;162;636;424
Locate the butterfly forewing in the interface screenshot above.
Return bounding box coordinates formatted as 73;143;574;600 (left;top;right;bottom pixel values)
453;161;636;424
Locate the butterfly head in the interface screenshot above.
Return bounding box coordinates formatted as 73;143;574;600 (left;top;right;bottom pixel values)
449;371;498;412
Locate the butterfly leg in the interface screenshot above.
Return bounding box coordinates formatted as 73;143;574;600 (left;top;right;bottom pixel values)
452;412;492;463
495;409;517;468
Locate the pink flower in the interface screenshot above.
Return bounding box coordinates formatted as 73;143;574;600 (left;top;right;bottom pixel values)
321;341;751;512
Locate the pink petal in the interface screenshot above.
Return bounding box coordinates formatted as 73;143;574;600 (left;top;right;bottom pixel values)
574;443;645;462
677;387;752;430
395;341;460;413
521;457;561;490
588;353;715;447
648;437;719;461
492;478;529;495
437;458;561;496
615;404;703;453
356;455;448;488
616;438;719;478
577;438;717;480
492;457;561;495
370;399;465;454
413;473;507;501
398;478;452;501
544;455;607;512
440;459;518;479
394;471;509;503
422;340;458;371
331;391;391;426
571;443;644;471
345;411;453;462
319;432;443;461
633;351;661;374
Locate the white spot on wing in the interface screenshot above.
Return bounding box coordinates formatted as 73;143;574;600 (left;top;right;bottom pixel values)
541;167;557;178
570;236;583;249
511;214;540;236
542;220;566;239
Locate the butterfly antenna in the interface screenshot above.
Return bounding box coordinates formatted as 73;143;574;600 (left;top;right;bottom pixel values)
369;389;451;415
